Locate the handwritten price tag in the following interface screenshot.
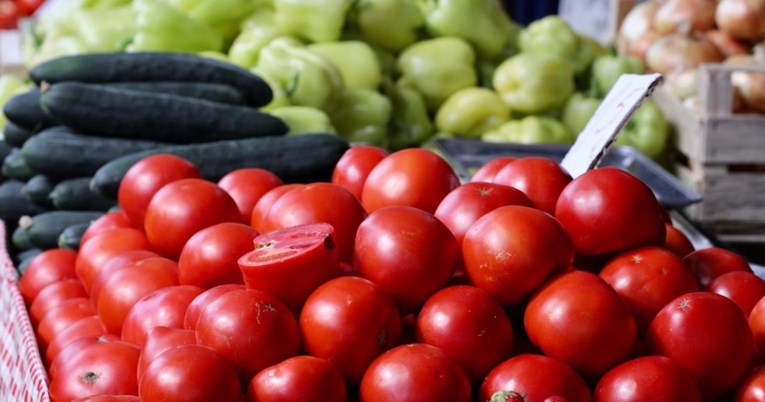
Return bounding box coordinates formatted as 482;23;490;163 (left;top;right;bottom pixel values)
561;73;664;178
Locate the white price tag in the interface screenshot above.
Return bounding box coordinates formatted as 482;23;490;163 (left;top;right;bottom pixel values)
560;73;663;178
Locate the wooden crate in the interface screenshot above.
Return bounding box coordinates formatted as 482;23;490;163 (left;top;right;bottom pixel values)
652;63;765;243
0;29;26;77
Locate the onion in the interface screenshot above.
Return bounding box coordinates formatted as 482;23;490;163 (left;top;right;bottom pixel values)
666;68;700;99
654;0;718;34
705;30;753;56
646;32;724;74
726;46;765;112
626;31;662;63
716;0;765;41
617;1;661;56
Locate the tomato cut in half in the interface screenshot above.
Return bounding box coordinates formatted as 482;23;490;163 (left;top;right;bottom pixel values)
238;223;341;313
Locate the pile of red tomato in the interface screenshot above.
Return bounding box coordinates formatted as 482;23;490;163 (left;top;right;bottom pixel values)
0;0;43;29
17;145;765;402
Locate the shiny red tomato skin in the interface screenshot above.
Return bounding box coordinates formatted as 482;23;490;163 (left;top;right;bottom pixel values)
492;157;573;215
353;206;458;314
19;248;77;305
749;297;765;362
463;205;574;307
121;285;203;347
136;326;197;383
248;355;347;402
118;154;201;229
89;250;160;307
196;288;300;382
479;353;592;402
332;145;389;200
525;271;637;378
218;168;284;223
683;247;753;288
594;356;702;402
663;223;695;258
598;246;700;334
360;343;472;402
736;365;765;402
79;211;133;248
470;156;517;183
434;182;534;245
45;316;109;370
29;278;88;327
183;284;246;331
647;292;753;400
36;297;95;350
249;183;303;233
299;276;402;384
554;167;666;256
177;222;259;289
71;396;139;402
708;271;765;317
48;334;121;381
139;344;241;402
361;148;460;214
415;285;514;383
75;227;152;292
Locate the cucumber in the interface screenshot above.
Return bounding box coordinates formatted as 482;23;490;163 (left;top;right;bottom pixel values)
3;121;36;147
0;139;11;174
11;224;34;251
50;177;117;211
22;174;57;209
14;248;43;274
2;88;58;130
92;133;350;198
19;210;103;250
40;82;287;143
21;127;171;179
58;222;89;250
0;180;48;226
105;81;246;105
2;148;36;181
29;52;272;107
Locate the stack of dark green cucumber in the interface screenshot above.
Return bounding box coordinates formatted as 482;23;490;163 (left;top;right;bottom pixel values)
1;52;350;270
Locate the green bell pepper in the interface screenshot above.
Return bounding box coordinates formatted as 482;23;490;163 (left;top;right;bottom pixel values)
274;0;352;43
270;106;336;135
71;6;137;52
228;8;281;69
561;92;601;137
518;16;592;75
307;41;383;90
493;52;575;114
255;37;345;110
355;0;424;52
397;37;477;112
591;54;645;97
127;0;223;53
482;116;575;145
252;69;291;111
615;100;669;160
384;80;433;150
164;0;261;42
435;87;510;138
327;88;391;147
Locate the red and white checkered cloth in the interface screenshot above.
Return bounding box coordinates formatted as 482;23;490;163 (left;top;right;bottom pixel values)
0;221;50;402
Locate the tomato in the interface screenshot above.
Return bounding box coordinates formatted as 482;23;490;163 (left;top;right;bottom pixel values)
79;210;133;248
663;223;695;258
138;344;240;402
525;271;637;378
177;222;259;289
71;395;139;402
75;227;152;292
492;157;573;215
136;326;197;382
29;278;87;327
48;334;120;380
144;178;241;258
360;343;471;402
300;276;401;384
683;247;753;288
361;148;460;214
354;206;458;313
331;145;389;200
0;1;20;29
45;316;109;369
555;167;666;256
238;223;341;313
479;354;592;402
15;0;44;16
117;154;201;229
89;250;160;307
196;288;299;382
218;168;284;223
463;205;574;307
749;297;765;362
709;271;765;317
598;246;700;333
262;182;367;263
18;248;77;305
433;182;533;245
594;356;701;402
49;340;141;402
470;156;517;183
96;257;179;335
736;365;765;402
415;285;514;383
646;292;753;400
36;297;95;350
183;284;246;331
247;355;347;402
247;183;300;230
121;285;203;347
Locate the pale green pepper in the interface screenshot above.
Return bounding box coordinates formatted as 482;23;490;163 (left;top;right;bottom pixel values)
519;16;592;75
255;37;345;110
591;54;645;97
228;8;282;69
72;6;137;52
307;41;383;90
561;92;601;136
615;100;670;160
327;88;391;147
355;0;424;52
435;87;510;138
482;116;575;145
252;69;291;111
493;53;574;114
127;0;223;53
274;0;352;43
164;0;261;42
270;106;336;135
397;37;477;112
384;80;433;150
